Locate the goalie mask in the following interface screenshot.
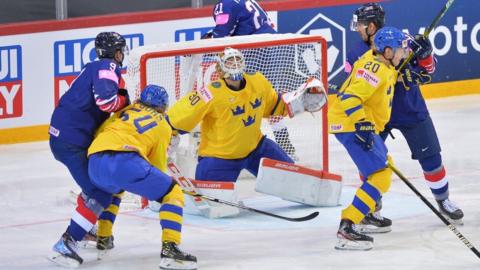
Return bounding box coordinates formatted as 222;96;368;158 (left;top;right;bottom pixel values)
217;47;245;81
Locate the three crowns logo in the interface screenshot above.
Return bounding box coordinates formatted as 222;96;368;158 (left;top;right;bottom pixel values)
250;98;262;109
242;115;256;127
231;105;245;116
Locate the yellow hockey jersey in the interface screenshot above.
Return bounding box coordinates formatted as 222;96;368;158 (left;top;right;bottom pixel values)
328;50;398;134
88;102;172;172
167;72;287;159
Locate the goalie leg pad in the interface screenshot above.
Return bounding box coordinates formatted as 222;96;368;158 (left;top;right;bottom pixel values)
255;158;342;206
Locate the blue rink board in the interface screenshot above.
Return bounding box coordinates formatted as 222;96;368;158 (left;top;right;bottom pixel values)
132;186;430;231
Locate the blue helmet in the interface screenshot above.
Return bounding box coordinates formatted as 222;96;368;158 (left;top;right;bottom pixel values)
95;32;128;59
140;85;169;111
374;27;407;53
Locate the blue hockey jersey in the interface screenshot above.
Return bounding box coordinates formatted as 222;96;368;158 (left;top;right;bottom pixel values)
49;59;126;147
345;41;429;126
211;0;276;37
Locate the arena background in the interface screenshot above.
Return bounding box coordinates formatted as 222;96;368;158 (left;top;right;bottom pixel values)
0;0;479;143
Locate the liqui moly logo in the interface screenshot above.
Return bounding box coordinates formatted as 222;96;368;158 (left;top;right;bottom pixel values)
53;33;144;104
0;45;22;119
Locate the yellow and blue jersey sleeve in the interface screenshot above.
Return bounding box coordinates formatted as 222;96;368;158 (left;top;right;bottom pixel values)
328;50;397;134
166;91;211;133
88;102;172;171
256;73;287;117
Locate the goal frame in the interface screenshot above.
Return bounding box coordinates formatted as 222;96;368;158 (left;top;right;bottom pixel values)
133;34;340;181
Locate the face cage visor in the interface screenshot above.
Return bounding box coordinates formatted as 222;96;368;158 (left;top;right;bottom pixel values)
219;51;245;81
350;15;367;31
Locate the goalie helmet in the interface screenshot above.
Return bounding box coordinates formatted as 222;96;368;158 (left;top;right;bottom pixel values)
217;47;245;81
374;26;407;54
140;84;169;112
351;2;385;31
95;32;129;60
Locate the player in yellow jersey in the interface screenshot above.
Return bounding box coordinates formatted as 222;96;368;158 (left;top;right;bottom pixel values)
328;27;408;250
167;47;324;182
87;85;197;270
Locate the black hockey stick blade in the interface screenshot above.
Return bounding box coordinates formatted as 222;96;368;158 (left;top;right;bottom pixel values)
388;162;480;259
184;190;319;222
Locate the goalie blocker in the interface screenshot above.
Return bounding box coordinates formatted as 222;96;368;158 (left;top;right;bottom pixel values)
256;158;342;206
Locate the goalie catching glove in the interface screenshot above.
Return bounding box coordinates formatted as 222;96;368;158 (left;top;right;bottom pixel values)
282;77;327;117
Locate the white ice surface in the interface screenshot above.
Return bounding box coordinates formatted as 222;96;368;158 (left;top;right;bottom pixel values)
1;95;479;270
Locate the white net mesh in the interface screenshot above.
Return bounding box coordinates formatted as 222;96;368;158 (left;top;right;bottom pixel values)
125;33;329;175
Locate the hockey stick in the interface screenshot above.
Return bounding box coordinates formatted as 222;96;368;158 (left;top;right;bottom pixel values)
397;0;455;71
167;162;319;222
183;190;319;222
387;163;480;259
167;162;212;216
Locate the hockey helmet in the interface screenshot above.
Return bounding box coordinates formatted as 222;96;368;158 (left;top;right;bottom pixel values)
140;84;169;112
95;32;129;59
217;47;245;81
351;2;385;31
374;27;408;54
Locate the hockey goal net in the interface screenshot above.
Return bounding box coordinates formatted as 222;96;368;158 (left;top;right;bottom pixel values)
125;33;340;183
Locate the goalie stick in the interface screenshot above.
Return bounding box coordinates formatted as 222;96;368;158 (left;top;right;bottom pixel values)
397;0;455;71
167;162;319;222
388;163;480;259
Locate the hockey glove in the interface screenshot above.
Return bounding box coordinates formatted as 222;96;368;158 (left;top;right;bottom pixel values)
354;121;375;151
303;89;327;113
399;65;432;89
117;88;131;105
282;78;326;117
201;30;213;39
409;34;433;60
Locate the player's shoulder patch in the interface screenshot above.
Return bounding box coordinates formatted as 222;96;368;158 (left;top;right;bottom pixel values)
197;86;214;103
355;68;379;87
211;81;221;88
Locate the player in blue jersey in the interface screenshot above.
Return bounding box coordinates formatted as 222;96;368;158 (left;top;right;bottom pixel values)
206;0;275;38
48;32;130;267
204;0;298;160
347;3;464;232
87;85;197;270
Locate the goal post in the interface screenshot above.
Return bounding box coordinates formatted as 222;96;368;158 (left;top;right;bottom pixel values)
125;33;341;182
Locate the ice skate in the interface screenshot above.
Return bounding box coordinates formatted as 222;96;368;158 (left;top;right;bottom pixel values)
48;232;83;267
437;198;464;225
335;219;374;251
78;225;97;248
96;235;114;260
159;241;197;270
357;211;392;233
